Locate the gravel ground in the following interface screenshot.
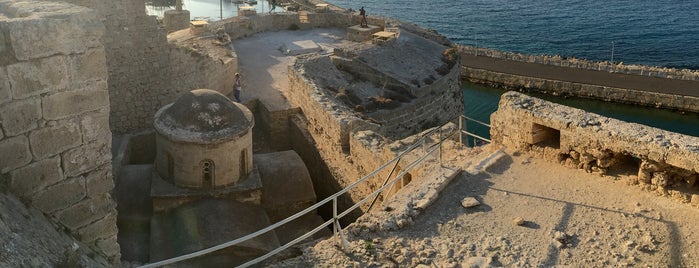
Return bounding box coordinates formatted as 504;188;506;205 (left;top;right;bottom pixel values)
272;147;699;267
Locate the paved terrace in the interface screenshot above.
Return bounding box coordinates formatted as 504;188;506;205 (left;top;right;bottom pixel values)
461;54;699;98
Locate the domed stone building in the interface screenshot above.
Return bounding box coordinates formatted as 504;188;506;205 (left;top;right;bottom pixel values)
153;89;254;189
146;89;328;264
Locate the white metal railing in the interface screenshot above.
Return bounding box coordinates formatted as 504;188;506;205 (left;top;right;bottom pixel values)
458;115;491;146
139;115;488;268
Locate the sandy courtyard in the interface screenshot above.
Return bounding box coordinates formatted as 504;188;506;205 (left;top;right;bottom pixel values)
232;28;354;110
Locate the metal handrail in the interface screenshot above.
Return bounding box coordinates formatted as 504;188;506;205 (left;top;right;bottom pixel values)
139;115;490;268
139;121;458;268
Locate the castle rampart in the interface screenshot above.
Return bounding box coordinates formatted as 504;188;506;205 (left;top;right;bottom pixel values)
491;91;699;203
0;0;119;263
457;45;699;81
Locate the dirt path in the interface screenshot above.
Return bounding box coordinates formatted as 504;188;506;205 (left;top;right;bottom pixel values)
275;149;699;267
462;54;699;97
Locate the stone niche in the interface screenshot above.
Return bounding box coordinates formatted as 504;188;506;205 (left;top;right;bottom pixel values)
153;89;254;189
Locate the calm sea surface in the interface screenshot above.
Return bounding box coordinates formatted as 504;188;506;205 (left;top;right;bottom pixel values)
146;0;699;137
325;0;699;137
326;0;699;69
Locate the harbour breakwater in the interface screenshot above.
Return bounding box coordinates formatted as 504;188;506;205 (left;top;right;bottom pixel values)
457;46;699;113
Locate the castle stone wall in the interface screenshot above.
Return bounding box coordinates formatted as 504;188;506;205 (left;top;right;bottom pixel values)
0;1;120;263
463;67;699;113
491;91;699;204
457;45;699;81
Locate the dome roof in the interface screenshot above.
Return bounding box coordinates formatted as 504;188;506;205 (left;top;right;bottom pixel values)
154;89;253;143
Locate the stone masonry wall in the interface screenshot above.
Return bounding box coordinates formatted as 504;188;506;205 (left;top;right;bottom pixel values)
463;67;699;113
287;52;461;214
0;1;120;264
457;45;699;81
102;0;171;133
372;61;463;139
490;91;699;204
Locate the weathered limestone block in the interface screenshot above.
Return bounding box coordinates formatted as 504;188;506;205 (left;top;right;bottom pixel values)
0;97;41;136
70;48;107;87
0;135;32;172
80;109;110;143
28;122;82;159
61;140;110;177
32;176;86;213
55;193;114;230
76;211;117;244
95;234;121;261
7;56;69;98
651;172;669;188
0;67;10;104
9;156;63;198
4;2;103;61
85;164;113;197
42;88;108;120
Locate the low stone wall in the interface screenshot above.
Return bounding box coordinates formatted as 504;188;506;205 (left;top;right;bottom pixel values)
211;12;353;40
464;67;699;113
490;91;699;204
0;1;120;263
457;45;699;81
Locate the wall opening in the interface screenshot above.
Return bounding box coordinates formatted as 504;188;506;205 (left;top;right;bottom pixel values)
201;159;214;189
240;149;248;179
530;123;560;149
165;151;174;181
606;153;641;177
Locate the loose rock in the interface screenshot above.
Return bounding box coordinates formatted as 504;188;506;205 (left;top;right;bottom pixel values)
461;197;480;208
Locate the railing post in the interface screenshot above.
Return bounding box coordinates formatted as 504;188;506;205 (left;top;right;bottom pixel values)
458;116;463;146
438;128;442;163
332;197;338;246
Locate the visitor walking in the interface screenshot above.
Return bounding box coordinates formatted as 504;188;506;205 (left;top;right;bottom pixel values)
233;73;242;102
269;0;276;14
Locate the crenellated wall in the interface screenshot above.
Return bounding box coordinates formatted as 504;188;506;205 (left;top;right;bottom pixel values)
0;1;120;263
490;91;699;204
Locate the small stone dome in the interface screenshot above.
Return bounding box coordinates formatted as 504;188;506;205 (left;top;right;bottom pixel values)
154;89;253;144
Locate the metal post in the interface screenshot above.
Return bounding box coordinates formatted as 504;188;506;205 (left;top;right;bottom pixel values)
438;129;442;163
220;0;223;20
458;116;463;146
332;197;337;246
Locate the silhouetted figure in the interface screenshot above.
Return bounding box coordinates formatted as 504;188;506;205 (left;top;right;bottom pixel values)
359;7;368;28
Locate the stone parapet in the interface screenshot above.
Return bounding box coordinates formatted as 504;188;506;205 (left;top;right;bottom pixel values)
490;91;699;203
456;45;699;81
464;67;699;113
0;0;119;264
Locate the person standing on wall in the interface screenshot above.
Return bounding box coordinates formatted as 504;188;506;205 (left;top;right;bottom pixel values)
359;7;368;28
233;73;242;102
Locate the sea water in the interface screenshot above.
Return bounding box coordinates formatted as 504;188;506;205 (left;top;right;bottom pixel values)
326;0;699;69
146;0;699;137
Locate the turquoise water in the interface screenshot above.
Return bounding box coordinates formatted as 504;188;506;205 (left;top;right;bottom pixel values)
463;82;699;138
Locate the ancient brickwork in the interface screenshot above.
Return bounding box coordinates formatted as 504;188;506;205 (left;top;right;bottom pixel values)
0;0;120;263
372;64;463;138
490;91;699;204
286;37;462;213
457;45;699;81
